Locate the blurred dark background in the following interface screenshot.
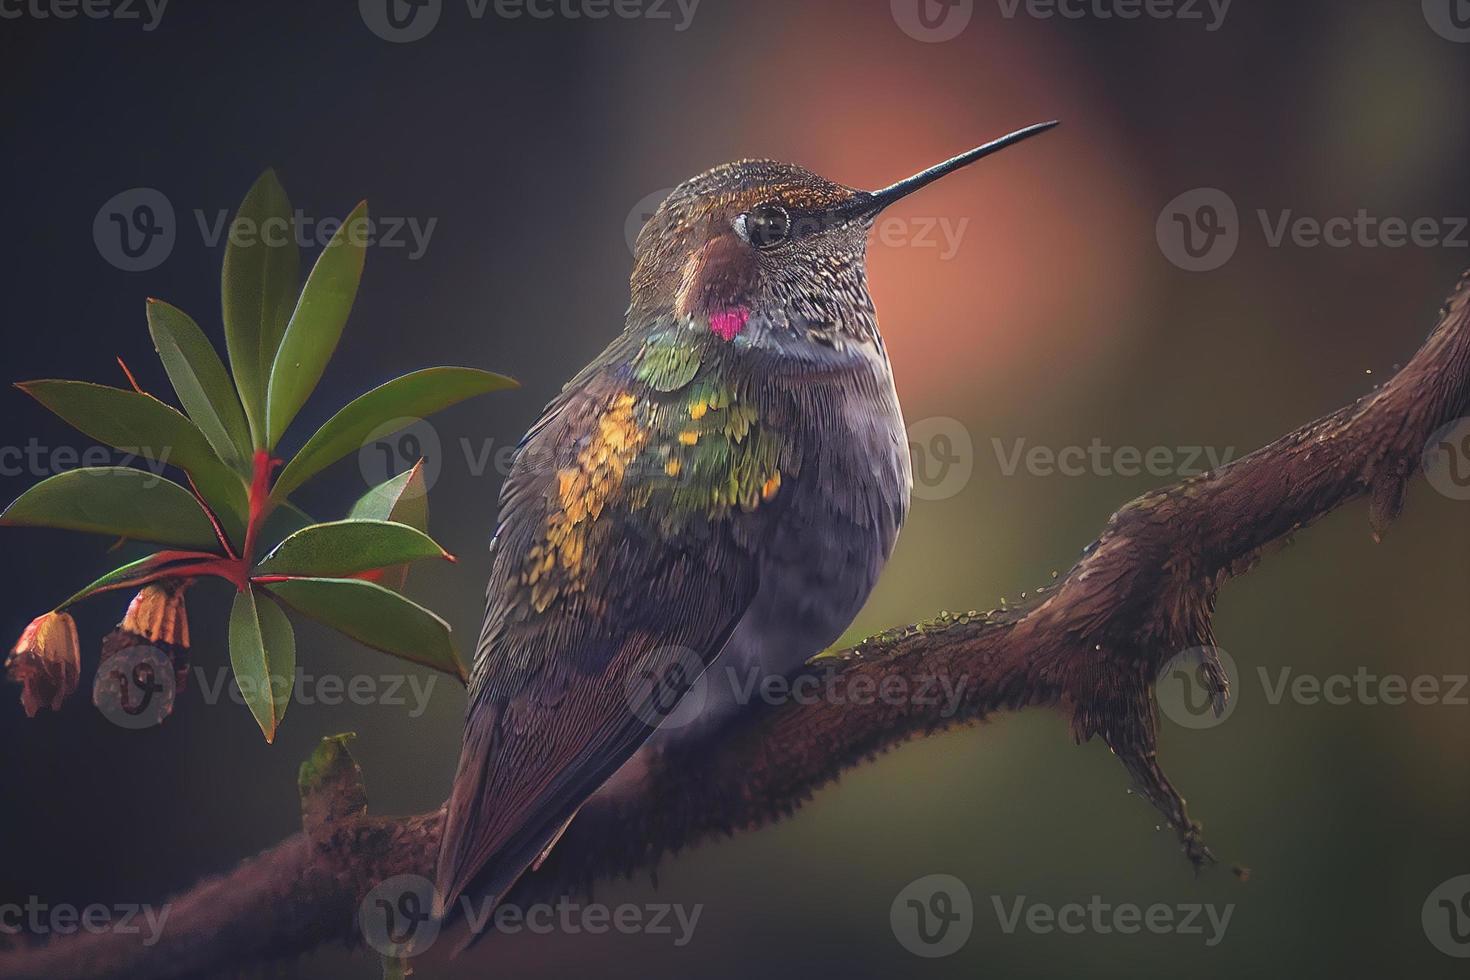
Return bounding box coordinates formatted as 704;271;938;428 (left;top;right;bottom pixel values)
2;1;1469;976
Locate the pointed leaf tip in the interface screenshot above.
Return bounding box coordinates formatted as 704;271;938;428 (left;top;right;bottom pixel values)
264;201;370;450
264;576;463;681
2;468;222;549
228;587;296;741
223;169;300;450
273;368;515;501
148;299;253;469
253;519;451;578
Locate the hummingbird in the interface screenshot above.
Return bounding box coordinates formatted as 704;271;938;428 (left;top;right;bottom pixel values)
436;121;1059;922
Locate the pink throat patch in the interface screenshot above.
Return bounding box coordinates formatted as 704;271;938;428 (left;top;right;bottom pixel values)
709;308;749;342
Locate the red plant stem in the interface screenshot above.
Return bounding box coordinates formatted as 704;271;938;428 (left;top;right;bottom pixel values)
186;559;250;591
90;559;247;597
150;550;223;566
239;450;280;573
116;357;146;395
185;474;239;561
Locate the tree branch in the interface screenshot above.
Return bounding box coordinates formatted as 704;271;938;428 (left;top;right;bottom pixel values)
6;269;1470;979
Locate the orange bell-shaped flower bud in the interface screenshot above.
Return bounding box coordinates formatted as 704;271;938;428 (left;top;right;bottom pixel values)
6;611;81;717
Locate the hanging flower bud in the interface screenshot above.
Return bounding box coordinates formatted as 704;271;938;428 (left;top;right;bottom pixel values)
6;611;81;717
100;578;192;694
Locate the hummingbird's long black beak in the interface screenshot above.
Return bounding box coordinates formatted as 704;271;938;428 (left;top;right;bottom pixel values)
834;120;1059;223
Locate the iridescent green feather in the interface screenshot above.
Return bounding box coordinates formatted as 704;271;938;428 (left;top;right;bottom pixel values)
634;331;702;393
636;383;786;530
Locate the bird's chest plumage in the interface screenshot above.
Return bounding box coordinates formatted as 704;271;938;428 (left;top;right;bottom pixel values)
729;369;909;686
637;340;911;749
501;320;912;804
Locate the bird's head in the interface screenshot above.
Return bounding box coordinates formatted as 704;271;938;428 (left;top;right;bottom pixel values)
628;121;1058;348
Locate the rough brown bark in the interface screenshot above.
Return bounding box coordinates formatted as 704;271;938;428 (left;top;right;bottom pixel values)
4;269;1469;979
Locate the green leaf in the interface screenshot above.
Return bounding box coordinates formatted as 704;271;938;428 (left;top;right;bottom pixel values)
222;170;299;449
264;201;370;450
229;586;297;742
57;551;197;609
1;468;220;549
263;577;465;681
18;381;248;544
147;299;253;468
348;462;429;592
256;500;315;556
254;519;451;578
349;461;428;529
272;368;517;501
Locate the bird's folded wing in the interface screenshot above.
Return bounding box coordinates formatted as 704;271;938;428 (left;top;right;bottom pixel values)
437;326;793;918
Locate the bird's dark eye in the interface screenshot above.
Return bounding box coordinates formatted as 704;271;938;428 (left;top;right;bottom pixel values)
744;203;792;249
